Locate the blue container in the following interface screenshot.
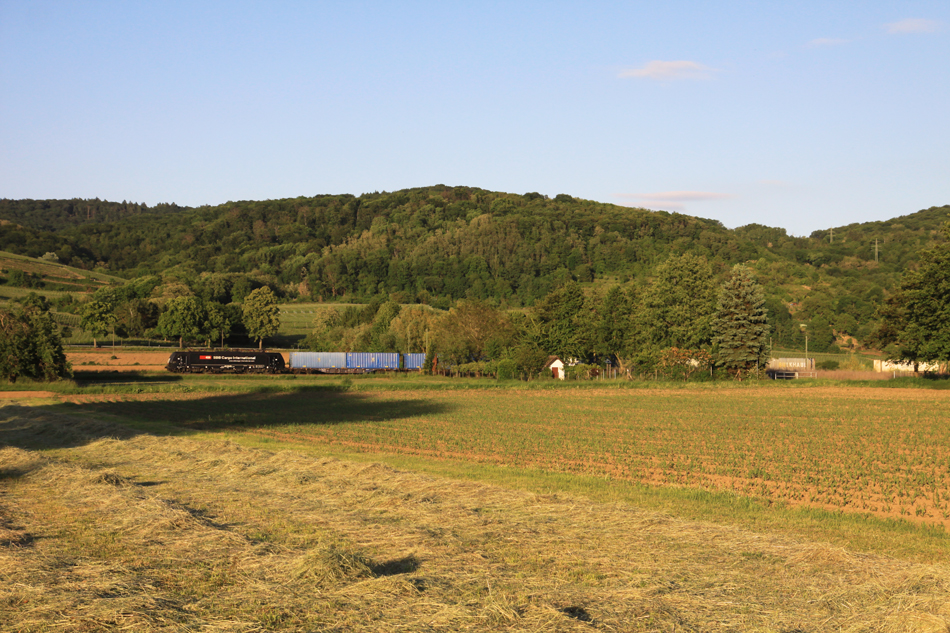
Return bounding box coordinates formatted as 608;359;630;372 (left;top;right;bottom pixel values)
346;352;400;369
289;352;347;369
402;353;426;370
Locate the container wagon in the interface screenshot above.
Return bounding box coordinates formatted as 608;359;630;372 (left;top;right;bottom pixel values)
288;352;348;373
346;352;400;370
402;353;426;371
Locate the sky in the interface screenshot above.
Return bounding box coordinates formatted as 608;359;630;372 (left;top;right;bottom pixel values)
1;1;948;236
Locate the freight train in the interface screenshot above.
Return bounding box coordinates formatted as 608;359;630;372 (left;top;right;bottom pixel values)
166;350;426;374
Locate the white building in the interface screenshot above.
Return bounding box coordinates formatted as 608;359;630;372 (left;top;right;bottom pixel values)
543;356;565;380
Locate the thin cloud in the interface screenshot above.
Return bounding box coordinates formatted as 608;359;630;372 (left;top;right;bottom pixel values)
614;191;733;211
806;38;849;48
886;18;940;34
618;60;719;81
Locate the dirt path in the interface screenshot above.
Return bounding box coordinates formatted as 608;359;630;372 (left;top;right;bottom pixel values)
0;391;58;400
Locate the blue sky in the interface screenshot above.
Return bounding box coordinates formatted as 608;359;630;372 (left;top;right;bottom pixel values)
2;1;948;236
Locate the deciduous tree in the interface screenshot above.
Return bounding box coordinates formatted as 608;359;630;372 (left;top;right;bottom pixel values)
79;299;117;348
636;253;716;351
0;305;71;383
526;282;592;361
158;296;205;348
872;224;950;365
433;299;513;364
242;287;280;350
204;302;232;348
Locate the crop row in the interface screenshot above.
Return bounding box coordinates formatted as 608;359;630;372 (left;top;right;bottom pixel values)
148;386;950;528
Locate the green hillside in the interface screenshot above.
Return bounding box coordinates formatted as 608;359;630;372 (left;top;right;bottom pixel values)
0;250;123;298
1;187;947;354
0;197;184;232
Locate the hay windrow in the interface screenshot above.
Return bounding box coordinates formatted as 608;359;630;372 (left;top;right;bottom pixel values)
292;542;377;586
0;405;948;631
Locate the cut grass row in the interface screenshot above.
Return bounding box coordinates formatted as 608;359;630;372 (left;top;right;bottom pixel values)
5;406;948;631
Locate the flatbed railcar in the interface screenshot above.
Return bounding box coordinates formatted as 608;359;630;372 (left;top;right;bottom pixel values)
166;351;286;374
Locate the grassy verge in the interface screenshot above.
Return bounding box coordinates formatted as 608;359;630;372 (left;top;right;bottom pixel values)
4;370;947;394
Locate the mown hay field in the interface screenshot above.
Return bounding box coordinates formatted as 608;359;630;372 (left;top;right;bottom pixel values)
2;402;950;632
67;384;950;532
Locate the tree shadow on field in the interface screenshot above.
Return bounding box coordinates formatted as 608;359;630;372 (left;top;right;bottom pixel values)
0;388;457;452
71;371;185;386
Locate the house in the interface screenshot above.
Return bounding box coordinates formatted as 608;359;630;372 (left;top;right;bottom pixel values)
543;356;565;380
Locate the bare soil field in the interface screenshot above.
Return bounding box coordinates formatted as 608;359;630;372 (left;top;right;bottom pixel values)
67;349;172;372
1;404;949;632
113;385;947;531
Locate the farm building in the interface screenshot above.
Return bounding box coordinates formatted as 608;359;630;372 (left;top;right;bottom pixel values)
544;356;565;380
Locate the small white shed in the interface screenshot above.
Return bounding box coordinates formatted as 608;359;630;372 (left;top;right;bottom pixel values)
543;356;565;380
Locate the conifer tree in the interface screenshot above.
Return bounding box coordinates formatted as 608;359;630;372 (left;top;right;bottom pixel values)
712;265;770;378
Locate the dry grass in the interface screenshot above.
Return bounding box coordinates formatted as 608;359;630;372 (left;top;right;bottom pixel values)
1;405;949;632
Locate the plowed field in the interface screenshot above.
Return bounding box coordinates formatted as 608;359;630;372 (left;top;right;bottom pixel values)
77;385;950;530
67;349;172;371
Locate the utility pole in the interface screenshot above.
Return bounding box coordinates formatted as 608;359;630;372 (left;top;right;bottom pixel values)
830;227;834;244
875;238;879;263
800;324;809;368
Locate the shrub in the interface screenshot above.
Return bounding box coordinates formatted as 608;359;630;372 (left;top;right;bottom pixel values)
496;359;517;380
0;307;71;382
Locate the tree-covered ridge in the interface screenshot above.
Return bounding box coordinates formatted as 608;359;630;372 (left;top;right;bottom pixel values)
729;205;950;351
0;198;183;232
735;204;950;271
12;186;761;305
2;187;948;353
0;222;96;267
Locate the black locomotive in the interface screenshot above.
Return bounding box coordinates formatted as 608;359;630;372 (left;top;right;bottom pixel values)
166;351;286;374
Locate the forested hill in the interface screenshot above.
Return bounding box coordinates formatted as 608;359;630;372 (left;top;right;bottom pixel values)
738;204;950;272
0;186;761;303
1;186;947;351
0;198;184;232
